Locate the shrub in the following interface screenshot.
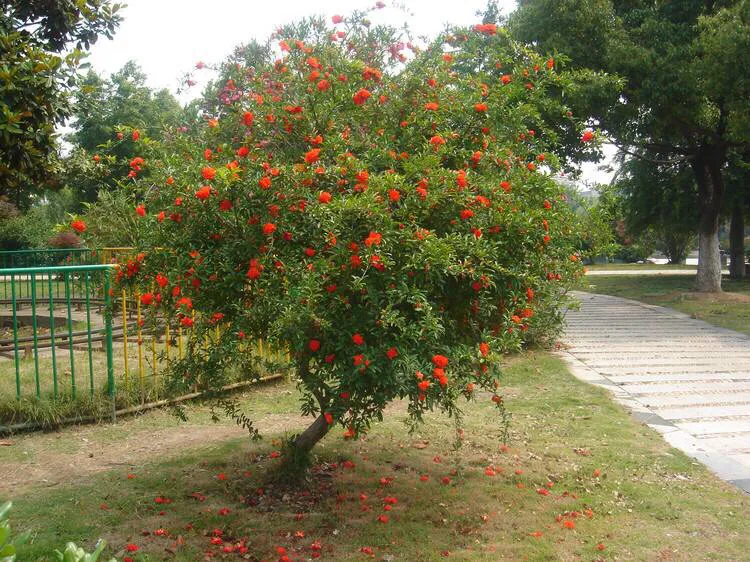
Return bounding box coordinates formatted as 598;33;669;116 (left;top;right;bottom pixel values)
79;11;589;461
47;230;83;249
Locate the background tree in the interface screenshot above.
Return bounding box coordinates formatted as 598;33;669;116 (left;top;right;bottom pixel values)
616;157;698;265
511;0;750;291
726;150;749;279
0;0;122;208
79;11;592;470
65;61;183;203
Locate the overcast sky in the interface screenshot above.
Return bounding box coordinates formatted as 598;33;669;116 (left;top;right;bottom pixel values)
84;0;615;185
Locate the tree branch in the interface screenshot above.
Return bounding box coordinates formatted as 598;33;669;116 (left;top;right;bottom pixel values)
608;138;695;165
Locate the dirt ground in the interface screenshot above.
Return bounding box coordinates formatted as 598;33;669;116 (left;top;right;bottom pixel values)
0;409;308;496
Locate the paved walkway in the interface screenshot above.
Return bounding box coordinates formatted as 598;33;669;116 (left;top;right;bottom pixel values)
586;269;728;276
560;291;750;493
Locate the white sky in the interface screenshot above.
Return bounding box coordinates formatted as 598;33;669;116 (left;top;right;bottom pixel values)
84;0;614;185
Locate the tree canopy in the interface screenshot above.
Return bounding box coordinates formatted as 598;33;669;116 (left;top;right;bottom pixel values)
511;0;750;290
0;0;122;207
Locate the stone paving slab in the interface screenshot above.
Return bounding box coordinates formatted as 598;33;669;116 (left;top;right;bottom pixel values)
640;392;750;407
561;291;750;494
624;381;750;394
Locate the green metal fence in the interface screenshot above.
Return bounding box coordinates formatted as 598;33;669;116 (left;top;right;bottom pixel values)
0;260;291;429
0;265;115;402
0;248;95;269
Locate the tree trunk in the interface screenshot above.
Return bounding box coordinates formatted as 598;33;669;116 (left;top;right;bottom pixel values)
692;144;727;292
290;356;330;456
292;413;330;454
729;198;746;279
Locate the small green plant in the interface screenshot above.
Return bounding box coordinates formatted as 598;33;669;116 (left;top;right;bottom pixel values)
53;540;115;562
1;501;29;562
0;501;116;562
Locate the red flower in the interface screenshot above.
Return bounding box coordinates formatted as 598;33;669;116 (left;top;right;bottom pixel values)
362;66;382;81
418;380;430;391
71;219;86;233
474;102;488;112
201;166;216;180
125;544;139;552
309;339;321;352
479;342;489;356
332;14;343;24
237;146;249;157
131;130;140;141
195;186;212;200
377;514;389;523
364;231;382;247
246;258;264;280
304;148;321;164
353;88;372;105
386;347;398;360
135;204;146;217
304;247;316;257
243;111;254;126
140;293;154;306
258;176;272;189
473;23;497;35
432;354;449;368
424;102;439;111
501;74;511;84
219;199;232;211
388;189;400;202
429;135;446;148
460;209;473;220
262;222;277;235
352;333;365;345
156;274;168;288
318;191;332;203
317;79;330;92
581;130;594;142
324;412;334;424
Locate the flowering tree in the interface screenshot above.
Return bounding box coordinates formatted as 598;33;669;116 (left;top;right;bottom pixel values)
87;9;589;464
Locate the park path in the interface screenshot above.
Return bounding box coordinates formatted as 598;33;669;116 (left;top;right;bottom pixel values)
585;268;729;276
560;291;750;493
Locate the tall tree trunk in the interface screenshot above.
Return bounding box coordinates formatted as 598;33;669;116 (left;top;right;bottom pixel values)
729;198;746;279
692;145;727;292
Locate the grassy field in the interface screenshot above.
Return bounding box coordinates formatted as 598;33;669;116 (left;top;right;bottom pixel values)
3;351;748;561
584;274;750;336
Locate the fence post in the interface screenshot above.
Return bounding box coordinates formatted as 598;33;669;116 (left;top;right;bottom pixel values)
103;269;116;423
10;275;20;399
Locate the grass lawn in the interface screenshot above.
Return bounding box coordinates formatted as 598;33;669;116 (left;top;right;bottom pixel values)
3;351;749;561
584;274;750;336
